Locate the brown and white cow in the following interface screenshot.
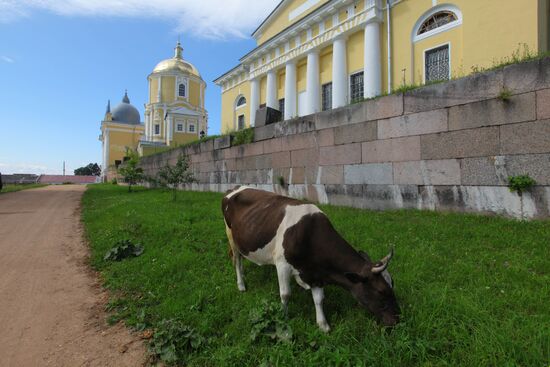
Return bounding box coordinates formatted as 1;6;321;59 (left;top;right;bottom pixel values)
222;186;400;331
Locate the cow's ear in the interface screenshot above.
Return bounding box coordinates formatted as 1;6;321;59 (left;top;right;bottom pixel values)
345;272;365;284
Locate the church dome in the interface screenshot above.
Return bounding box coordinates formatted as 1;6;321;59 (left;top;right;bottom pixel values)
152;41;201;77
111;91;141;124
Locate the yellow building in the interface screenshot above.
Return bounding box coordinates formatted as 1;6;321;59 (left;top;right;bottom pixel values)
99;92;145;180
140;41;208;155
215;0;550;133
99;41;208;180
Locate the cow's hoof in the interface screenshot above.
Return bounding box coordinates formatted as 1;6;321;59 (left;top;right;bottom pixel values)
318;322;331;333
238;285;246;292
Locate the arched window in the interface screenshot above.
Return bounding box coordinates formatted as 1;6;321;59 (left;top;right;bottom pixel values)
178;83;186;97
236;96;246;107
418;11;458;35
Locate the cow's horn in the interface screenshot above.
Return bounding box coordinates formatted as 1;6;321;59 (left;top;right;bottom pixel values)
371;248;394;274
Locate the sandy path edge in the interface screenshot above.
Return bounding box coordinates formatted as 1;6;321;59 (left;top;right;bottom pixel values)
0;185;148;367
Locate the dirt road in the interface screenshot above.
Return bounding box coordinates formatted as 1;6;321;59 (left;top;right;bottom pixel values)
0;185;146;367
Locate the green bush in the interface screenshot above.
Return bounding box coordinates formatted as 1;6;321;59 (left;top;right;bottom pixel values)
149;318;205;365
104;239;144;261
232;128;254;146
508;174;536;194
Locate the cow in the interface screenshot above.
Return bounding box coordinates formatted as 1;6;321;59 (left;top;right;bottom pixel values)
222;186;400;332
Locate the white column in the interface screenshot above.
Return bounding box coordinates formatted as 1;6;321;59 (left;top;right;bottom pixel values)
157;76;162;102
166;116;172;145
266;70;278;109
104;130;110;174
306;50;320;115
364;21;382;99
250;78;260;127
332;36;348;108
284;61;297;120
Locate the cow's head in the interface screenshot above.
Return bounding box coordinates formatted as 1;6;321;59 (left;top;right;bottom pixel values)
345;249;400;327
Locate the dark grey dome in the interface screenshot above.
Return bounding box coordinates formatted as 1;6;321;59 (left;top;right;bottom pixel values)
112;91;141;124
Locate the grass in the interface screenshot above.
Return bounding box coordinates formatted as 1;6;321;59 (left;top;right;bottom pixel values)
0;183;47;193
82;184;550;366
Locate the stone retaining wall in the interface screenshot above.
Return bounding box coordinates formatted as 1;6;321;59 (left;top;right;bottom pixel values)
139;58;550;219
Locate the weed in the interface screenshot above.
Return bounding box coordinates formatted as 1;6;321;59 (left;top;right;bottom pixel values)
104;239;144;261
276;176;285;187
498;88;513;102
249;300;293;343
148;318;205;365
508;174;537;195
232;128;254;146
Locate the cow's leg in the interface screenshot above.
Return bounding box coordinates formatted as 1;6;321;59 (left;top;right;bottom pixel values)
225;223;246;291
275;262;292;315
234;252;246;292
311;287;330;332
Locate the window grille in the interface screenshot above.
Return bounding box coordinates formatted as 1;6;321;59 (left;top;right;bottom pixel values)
178;83;186;97
236;96;246;107
177;124;183;132
418;11;457;35
154;124;160;135
350;72;364;103
425;45;450;82
322;83;332;111
278;98;285;119
238;115;245;130
189;124;195;133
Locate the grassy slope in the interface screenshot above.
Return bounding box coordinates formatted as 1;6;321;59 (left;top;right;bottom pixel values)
0;183;47;193
82;184;549;366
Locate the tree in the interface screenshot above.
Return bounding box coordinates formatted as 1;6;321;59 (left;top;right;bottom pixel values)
74;163;101;176
118;150;144;192
157;153;196;201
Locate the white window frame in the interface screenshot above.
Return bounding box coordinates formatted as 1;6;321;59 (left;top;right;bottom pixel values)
175;77;189;99
412;5;462;43
235;95;247;110
348;69;364;104
176;123;184;132
188;120;196;133
154;124;160;135
422;42;451;84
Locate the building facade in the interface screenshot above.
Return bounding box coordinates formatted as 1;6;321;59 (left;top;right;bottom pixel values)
99;41;208;180
215;0;550;133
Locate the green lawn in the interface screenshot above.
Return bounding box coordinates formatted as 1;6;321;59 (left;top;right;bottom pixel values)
0;183;47;193
81;184;550;366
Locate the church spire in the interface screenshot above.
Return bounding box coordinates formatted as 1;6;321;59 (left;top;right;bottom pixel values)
106;99;111;114
174;39;183;59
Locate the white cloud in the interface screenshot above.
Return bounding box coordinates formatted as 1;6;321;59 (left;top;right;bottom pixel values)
1;55;14;63
0;0;280;40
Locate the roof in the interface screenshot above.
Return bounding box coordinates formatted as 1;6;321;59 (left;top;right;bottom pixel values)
38;175;99;184
251;0;286;38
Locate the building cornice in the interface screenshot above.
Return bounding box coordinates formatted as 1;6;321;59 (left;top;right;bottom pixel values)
249;1;382;79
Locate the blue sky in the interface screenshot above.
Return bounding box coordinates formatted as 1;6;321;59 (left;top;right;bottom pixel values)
0;0;278;174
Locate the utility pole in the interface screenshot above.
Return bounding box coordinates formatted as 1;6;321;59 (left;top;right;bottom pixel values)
63;161;65;176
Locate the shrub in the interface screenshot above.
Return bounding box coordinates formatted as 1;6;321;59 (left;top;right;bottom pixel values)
508;175;536;195
118;149;143;192
157;153;196;201
232;128;254;146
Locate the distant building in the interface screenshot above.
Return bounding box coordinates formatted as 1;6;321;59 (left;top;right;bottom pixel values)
214;0;550;132
99;41;208;181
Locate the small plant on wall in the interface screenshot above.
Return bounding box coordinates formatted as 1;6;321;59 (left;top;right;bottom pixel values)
508;175;536;196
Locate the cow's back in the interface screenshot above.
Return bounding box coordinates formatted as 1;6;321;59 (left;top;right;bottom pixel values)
222;187;303;256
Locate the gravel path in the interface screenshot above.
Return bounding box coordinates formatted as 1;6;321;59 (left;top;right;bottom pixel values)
0;185;146;367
